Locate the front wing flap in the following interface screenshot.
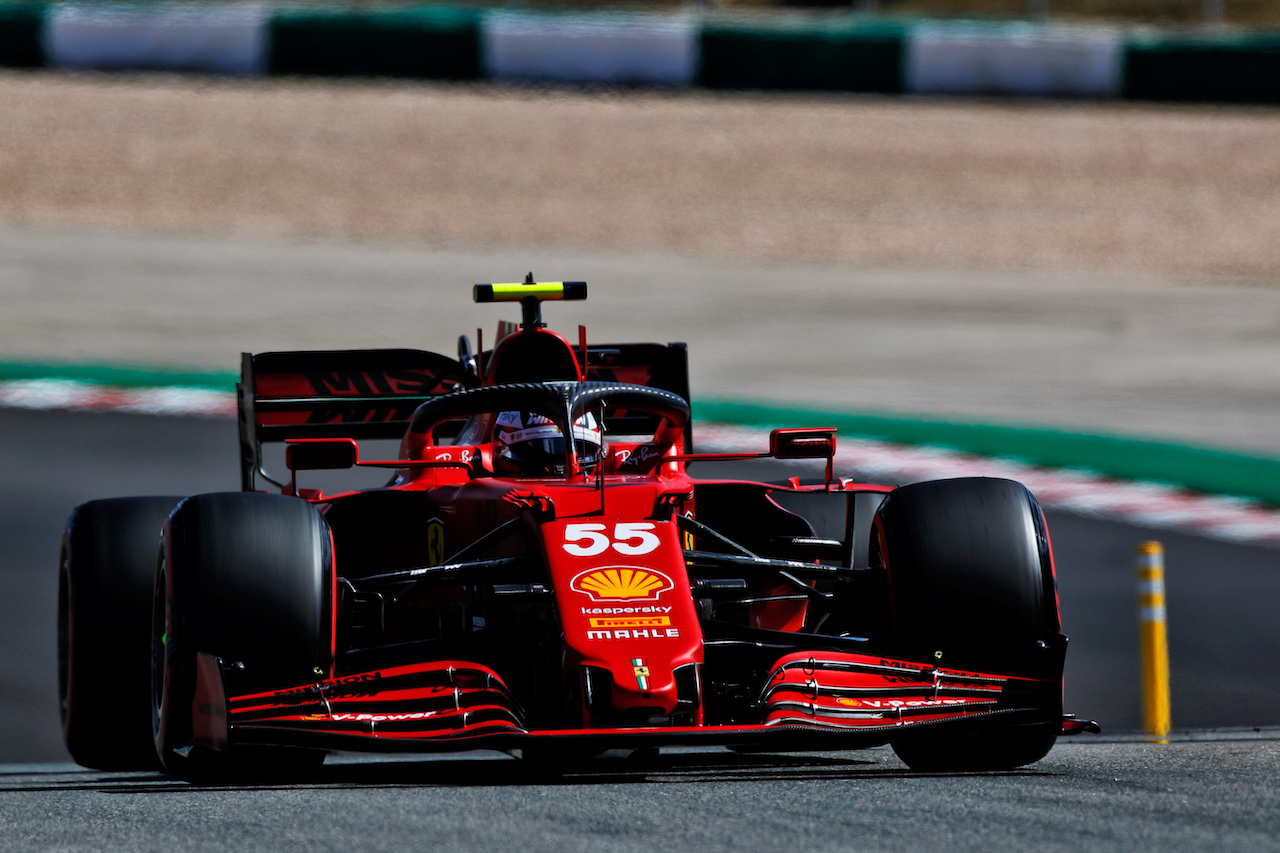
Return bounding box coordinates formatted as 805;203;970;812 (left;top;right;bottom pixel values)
220;650;1061;753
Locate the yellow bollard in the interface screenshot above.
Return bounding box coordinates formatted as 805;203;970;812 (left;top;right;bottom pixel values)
1136;541;1171;742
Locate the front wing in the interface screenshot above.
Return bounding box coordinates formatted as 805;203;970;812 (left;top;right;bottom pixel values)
202;650;1064;755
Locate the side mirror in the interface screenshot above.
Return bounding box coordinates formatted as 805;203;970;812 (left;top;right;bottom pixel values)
770;428;836;460
286;438;358;471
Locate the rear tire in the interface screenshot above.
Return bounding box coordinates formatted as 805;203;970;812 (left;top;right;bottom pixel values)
873;477;1062;771
152;493;333;781
59;496;183;770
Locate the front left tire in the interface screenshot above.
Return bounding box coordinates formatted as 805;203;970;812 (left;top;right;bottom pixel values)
873;477;1064;772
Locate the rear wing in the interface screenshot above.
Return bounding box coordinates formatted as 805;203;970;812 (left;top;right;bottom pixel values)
238;349;464;490
237;342;691;491
581;342;691;445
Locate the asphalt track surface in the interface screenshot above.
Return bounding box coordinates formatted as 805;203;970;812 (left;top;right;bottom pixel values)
2;408;1279;850
2;735;1279;853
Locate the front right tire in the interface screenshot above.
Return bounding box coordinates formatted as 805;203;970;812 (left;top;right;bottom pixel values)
60;496;183;770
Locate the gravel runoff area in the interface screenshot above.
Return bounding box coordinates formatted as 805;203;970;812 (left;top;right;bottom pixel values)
1;71;1279;454
3;71;1280;280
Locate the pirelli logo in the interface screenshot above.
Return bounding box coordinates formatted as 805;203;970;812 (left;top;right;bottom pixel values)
588;616;671;629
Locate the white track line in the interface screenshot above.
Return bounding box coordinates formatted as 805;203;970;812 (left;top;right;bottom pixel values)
4;380;1278;547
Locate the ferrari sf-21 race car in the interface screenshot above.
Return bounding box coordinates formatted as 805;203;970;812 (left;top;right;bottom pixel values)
59;279;1095;781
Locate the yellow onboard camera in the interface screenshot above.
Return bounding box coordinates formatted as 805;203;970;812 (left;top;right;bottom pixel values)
473;273;587;330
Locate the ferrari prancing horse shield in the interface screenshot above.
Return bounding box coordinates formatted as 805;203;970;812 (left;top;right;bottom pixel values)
427;518;445;566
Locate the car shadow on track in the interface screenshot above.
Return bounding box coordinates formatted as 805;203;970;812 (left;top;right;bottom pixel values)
1;750;1053;794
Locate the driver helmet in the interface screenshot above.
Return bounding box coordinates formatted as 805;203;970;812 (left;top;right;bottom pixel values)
493;410;602;476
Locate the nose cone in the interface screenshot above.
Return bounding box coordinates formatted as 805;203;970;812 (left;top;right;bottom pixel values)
543;514;704;727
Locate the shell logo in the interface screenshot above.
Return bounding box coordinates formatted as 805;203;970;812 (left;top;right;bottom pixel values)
570;566;674;602
836;698;861;707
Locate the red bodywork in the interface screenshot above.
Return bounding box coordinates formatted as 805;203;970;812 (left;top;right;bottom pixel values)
219;308;1069;757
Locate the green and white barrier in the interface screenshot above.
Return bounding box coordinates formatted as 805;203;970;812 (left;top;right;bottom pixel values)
267;5;481;79
45;1;268;74
1;4;1278;107
484;11;697;85
1124;30;1280;103
699;19;906;93
906;22;1124;96
0;0;42;66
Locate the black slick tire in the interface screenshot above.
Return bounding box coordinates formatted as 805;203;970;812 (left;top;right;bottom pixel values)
59;496;184;770
873;477;1063;772
152;492;333;781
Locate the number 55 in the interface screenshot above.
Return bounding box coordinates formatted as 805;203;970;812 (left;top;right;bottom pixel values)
562;523;661;557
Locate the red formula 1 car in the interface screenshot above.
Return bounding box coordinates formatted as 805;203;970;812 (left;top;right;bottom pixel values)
59;279;1094;781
